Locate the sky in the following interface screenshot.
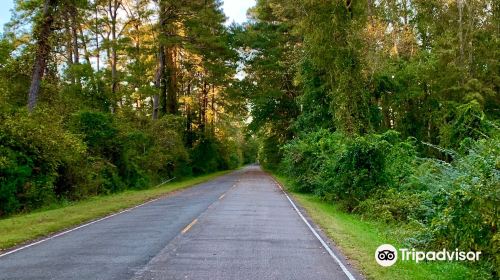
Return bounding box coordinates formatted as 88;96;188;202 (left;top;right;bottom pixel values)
0;0;255;31
222;0;255;25
0;1;14;30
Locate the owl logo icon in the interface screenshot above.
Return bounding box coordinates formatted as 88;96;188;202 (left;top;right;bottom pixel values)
375;244;398;267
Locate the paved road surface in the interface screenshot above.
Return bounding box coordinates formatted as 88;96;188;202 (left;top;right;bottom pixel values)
0;165;360;280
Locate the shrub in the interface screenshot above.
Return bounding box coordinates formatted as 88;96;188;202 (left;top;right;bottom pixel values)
0;108;86;214
281;130;340;192
355;189;432;223
242;136;258;164
319;134;389;210
282;130;420;212
68;111;128;193
190;134;220;175
216;138;242;170
439;100;488;150
412;136;500;276
258;135;283;170
147;115;190;179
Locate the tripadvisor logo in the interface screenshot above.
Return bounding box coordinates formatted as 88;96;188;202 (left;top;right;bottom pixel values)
375;244;481;267
375;244;397;267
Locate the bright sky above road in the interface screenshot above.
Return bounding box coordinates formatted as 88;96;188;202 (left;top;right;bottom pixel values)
0;0;255;32
0;0;14;32
222;0;255;24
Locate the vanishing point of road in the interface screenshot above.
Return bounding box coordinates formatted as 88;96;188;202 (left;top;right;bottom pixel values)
0;165;361;280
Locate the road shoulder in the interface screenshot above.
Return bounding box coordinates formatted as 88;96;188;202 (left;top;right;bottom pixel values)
269;173;365;280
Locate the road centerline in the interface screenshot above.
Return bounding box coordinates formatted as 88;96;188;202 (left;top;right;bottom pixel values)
181;219;199;234
133;165;360;280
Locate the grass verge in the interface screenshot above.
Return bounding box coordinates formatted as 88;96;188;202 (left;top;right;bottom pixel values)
0;170;231;251
272;174;477;280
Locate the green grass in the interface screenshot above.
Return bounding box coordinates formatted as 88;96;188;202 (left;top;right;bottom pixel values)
272;174;478;280
0;170;231;251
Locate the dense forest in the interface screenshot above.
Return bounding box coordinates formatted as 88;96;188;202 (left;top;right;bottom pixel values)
0;0;257;217
236;0;499;277
0;0;498;278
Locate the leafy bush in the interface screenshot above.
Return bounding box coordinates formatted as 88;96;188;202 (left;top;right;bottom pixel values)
69;111;120;158
258;135;283;170
439;100;488;150
242;136;259;164
282;130;416;210
320;135;389;210
355;189;432;223
216;138;242;170
68;111;129;193
411;136;500;276
146;115;190;179
281;127;499;276
0;108;86;214
281;130;340;192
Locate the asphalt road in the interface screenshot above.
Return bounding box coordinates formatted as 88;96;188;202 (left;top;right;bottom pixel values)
0;165;360;280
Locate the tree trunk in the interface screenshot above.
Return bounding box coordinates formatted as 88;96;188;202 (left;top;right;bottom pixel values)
28;0;58;112
157;46;167;117
201;81;209;132
156;0;178;116
64;15;74;71
109;0;119;106
458;0;464;65
95;3;100;72
166;47;177;114
152;94;159;119
79;27;91;65
70;7;79;65
69;4;80;87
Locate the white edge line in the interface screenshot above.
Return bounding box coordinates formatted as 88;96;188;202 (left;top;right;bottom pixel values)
274;180;356;280
0;197;162;259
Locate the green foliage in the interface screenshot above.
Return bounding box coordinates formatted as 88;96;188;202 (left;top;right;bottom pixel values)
321;135;389;209
281;130;336;193
143;115;190;180
282;130;417;210
241;136;258;164
190;132;242;175
411;136;500;276
69;111;118;156
356;189;430;223
0;108;86;214
68;111;127;193
439;101;488;150
190;134;220;175
216;137;242;171
292;60;334;133
258;134;283;171
281;127;499;276
0;106;249;217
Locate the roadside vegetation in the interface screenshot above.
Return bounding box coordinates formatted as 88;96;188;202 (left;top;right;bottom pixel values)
238;0;499;278
278;128;498;278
